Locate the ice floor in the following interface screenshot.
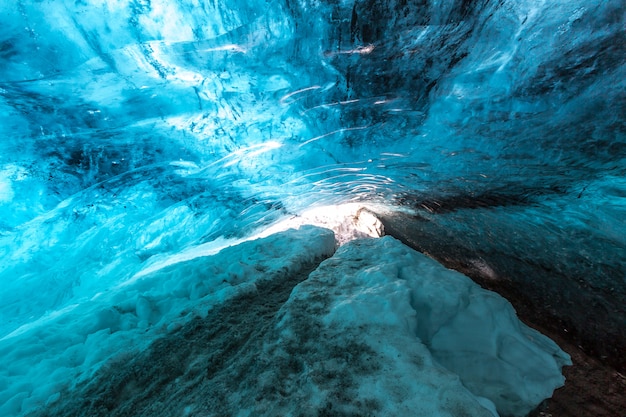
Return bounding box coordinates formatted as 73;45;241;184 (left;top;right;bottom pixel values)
0;220;570;417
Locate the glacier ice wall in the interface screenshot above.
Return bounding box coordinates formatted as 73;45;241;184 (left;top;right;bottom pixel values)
0;0;624;372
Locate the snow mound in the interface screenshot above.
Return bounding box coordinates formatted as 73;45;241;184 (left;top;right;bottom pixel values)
1;228;569;417
0;226;335;417
270;236;570;417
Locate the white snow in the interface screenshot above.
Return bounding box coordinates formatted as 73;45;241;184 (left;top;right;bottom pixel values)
0;225;335;417
266;236;570;417
0;223;569;417
256;202;387;245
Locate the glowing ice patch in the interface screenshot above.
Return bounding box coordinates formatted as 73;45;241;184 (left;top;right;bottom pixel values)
169;160;200;176
280;86;321;105
199;44;247;53
0;178;13;203
167;69;202;83
131;203;390;281
300;126;369;147
0;304;79;341
257;203;388;245
0;165;26;203
324;44;375;56
221;141;283;167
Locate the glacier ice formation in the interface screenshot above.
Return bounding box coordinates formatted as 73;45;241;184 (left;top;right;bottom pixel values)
0;227;571;417
0;0;624;416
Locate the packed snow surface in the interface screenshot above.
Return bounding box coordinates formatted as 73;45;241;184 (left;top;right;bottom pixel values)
0;226;569;417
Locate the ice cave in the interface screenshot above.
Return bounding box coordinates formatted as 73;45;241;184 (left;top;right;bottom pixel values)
0;1;624;416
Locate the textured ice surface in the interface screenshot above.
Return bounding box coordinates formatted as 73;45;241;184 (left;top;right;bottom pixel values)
0;226;335;417
285;236;570;417
0;0;623;414
4;228;569;417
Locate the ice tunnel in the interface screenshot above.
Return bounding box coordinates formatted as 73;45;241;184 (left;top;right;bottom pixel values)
0;0;624;416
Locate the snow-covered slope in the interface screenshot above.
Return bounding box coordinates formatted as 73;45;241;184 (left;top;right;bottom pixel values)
1;227;569;417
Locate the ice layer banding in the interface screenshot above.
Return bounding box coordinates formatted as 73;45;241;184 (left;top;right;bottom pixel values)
0;0;624;416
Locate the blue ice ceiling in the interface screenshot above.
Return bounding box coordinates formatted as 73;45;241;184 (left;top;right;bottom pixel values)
0;0;625;374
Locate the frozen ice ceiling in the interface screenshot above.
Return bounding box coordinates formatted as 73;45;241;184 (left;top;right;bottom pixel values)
0;0;624;377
